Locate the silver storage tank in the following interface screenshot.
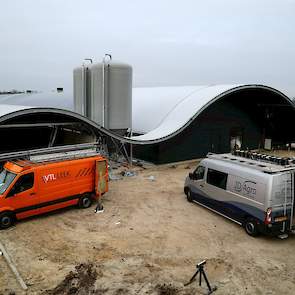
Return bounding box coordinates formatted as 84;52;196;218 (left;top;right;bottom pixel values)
88;60;132;133
87;63;103;125
73;65;88;116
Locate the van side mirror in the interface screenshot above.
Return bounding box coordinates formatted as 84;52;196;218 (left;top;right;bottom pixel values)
189;172;194;179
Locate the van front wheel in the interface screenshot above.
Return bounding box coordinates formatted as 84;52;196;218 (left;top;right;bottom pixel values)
78;195;92;209
0;212;14;229
185;188;193;202
244;218;259;237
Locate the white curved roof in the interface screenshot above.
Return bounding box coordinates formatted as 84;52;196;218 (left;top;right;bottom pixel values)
0;104;34;117
132;84;240;140
131;84;293;141
0;91;73;110
132;85;240;135
0;85;292;145
132;86;205;134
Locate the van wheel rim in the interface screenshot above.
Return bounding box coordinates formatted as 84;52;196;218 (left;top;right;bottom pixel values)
246;222;255;234
2;216;11;226
83;198;91;207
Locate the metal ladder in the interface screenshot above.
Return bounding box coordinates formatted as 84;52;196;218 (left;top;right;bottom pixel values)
29;148;98;163
0;143;100;162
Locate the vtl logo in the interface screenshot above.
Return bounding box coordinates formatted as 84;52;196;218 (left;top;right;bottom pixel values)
42;174;57;183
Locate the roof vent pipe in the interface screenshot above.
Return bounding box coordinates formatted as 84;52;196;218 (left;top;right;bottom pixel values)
102;54;112;128
84;58;93;64
80;64;87;116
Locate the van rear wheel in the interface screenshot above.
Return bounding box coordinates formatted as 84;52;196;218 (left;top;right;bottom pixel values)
244;218;259;237
0;212;14;229
78;195;92;209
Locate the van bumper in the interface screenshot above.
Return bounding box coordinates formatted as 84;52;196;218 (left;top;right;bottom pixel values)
258;221;290;236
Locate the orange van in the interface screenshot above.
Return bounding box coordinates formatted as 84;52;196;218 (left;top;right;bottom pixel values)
0;154;108;229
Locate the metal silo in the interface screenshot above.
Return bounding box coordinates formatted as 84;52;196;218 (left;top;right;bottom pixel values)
73;55;132;135
73;65;87;116
86;55;132;134
103;59;132;132
87;62;104;125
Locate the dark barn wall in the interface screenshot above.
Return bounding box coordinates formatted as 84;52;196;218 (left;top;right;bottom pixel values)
0;113;96;153
0;128;53;152
133;99;261;164
133;89;295;164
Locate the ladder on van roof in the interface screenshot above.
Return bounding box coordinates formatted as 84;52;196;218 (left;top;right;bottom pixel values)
0;143;100;162
29;148;98;163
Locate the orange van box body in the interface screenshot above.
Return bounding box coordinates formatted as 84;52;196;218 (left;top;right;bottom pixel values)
0;155;108;220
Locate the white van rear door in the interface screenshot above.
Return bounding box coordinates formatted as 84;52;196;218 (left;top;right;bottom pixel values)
271;173;292;209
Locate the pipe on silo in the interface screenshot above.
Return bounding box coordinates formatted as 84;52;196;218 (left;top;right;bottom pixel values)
81;64;86;116
102;54;112;128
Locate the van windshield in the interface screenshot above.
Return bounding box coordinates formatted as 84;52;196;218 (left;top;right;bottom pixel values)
0;169;16;194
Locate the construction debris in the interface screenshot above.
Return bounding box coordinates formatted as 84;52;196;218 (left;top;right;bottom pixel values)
44;263;98;295
147;175;156;181
108;172;123;181
155;283;179;295
120;170;136;177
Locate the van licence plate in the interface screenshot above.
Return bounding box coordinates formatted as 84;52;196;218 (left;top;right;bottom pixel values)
274;216;288;222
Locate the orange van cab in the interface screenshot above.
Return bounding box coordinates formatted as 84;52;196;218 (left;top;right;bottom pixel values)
0;155;108;229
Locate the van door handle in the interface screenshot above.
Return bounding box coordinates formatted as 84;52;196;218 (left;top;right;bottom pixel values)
200;184;204;188
30;192;36;196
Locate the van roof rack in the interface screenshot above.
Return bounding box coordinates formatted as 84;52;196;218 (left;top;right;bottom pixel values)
28;148;98;163
0;143;101;166
0;143;99;162
207;152;295;174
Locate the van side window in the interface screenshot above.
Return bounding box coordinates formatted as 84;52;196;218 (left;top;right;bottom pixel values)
207;169;228;190
193;166;205;180
7;173;34;197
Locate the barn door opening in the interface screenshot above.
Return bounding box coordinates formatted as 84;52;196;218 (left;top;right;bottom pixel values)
230;127;243;151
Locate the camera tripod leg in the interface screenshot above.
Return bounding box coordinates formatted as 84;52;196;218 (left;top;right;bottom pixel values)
184;270;200;286
202;270;217;294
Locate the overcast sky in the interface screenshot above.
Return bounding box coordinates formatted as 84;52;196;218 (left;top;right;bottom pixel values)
1;0;295;96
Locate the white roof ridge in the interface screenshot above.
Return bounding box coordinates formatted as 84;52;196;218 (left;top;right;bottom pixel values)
152;85;211;131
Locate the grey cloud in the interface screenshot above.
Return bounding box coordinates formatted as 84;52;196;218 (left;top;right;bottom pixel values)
0;0;294;97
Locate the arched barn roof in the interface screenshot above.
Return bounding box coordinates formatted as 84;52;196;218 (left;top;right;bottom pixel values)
0;84;294;147
0;91;73;110
0;104;118;139
131;84;295;142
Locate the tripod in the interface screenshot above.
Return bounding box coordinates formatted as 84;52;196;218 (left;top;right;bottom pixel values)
185;260;217;295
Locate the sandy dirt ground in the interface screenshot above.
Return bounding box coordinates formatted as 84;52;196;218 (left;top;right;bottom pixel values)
1;159;295;294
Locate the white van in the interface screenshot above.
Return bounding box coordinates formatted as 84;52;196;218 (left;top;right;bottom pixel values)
184;152;295;237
